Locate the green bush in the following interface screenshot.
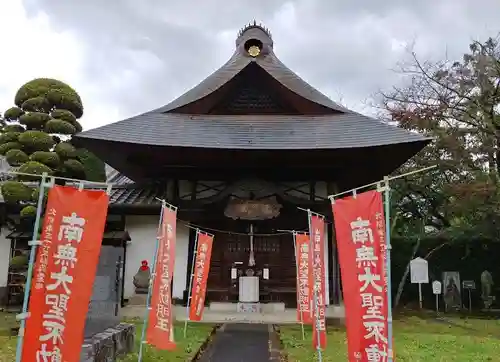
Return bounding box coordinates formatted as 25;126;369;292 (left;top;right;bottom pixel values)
21;97;50;112
19;112;51;129
5;149;29;166
0;132;21;144
30;151;60;168
18;161;53;180
3;107;24;120
3;124;25;133
20;205;37;218
54;142;76;159
15;78;83;118
44;119;77;135
75;148;106;182
18;130;54;152
0;142;22;155
1;181;32;203
62;159;85;178
9;254;29;268
50;109;82;132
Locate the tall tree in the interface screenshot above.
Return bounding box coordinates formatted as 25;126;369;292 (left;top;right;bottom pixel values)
0;78;106;217
380;36;500;239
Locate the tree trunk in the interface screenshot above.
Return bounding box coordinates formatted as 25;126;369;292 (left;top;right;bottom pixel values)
394;238;421;308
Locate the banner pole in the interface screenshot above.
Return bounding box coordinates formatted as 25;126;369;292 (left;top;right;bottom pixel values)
307;210;323;362
292;231;306;340
15;173;49;362
138;202;166;362
383;177;394;361
184;229;200;338
327;165;436;201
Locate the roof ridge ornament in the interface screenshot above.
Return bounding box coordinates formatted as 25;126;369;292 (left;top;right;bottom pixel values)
237;21;272;40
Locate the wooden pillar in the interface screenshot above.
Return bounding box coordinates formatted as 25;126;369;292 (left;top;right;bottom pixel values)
183;180;197;305
327;181;339;305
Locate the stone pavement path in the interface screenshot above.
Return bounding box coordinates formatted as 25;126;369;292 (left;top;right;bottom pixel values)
197;323;272;362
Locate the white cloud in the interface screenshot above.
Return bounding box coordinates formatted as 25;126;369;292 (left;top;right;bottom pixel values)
1;0;499;132
0;1;118;130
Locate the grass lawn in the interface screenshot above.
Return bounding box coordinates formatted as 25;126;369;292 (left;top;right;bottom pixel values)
0;311;17;362
279;316;500;361
120;319;215;361
0;312;214;362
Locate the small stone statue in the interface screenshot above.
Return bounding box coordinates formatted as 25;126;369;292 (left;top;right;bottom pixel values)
481;270;494;309
133;260;150;294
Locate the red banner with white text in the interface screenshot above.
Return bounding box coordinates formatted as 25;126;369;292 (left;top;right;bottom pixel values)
146;205;177;350
332;190;389;362
189;231;214;321
294;232;313;324
308;214;327;349
22;185;109;362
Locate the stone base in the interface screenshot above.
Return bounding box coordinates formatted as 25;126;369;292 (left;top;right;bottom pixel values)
80;323;135;362
237;302;261;313
128;294;148;306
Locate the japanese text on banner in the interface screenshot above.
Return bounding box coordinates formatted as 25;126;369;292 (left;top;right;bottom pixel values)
309;214;327;350
332;190;389;362
146;206;177;350
295;233;313;324
22;186;109;362
189;232;214;321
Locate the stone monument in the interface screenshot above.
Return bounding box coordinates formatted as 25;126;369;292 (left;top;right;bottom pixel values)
129;260;151;305
481;270;494;309
80;245;135;361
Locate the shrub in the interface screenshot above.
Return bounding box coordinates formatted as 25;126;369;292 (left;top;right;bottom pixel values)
1;181;32;203
18;130;55;152
30;151;60;168
0;142;22;155
19;112;51;129
18;161;53;180
3;107;24;120
5;149;29;166
54;142;76;159
44;119;77;135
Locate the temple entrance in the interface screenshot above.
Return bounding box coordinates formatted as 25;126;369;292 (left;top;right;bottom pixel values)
206;223;297;307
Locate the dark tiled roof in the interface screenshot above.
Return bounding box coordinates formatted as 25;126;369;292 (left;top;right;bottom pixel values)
107;184;165;206
155;47;349;114
74;113;427;150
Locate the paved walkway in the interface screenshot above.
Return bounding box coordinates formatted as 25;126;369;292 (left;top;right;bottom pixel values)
198;323;271;362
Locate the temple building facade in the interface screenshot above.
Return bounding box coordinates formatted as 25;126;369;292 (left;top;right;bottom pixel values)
1;23;428;312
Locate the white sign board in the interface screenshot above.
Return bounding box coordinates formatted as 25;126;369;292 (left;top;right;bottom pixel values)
432;280;442;295
263;268;269;280
231;268;237;279
410;257;429;284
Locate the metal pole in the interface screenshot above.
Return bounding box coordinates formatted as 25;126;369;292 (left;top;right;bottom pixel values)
418;283;423;309
138;202;166;362
184;229;200;338
307;210;323;362
15;173;49;362
469;290;472;313
384;177;394;362
292;231;306;340
328;165;436;200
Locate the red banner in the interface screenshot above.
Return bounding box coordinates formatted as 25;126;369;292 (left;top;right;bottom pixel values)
189;231;214;321
22;185;109;362
146;205;177;350
294;233;313;324
309;214;327;349
332;190;389;362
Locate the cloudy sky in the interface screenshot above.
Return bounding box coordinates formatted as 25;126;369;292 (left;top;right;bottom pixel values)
0;0;499;130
